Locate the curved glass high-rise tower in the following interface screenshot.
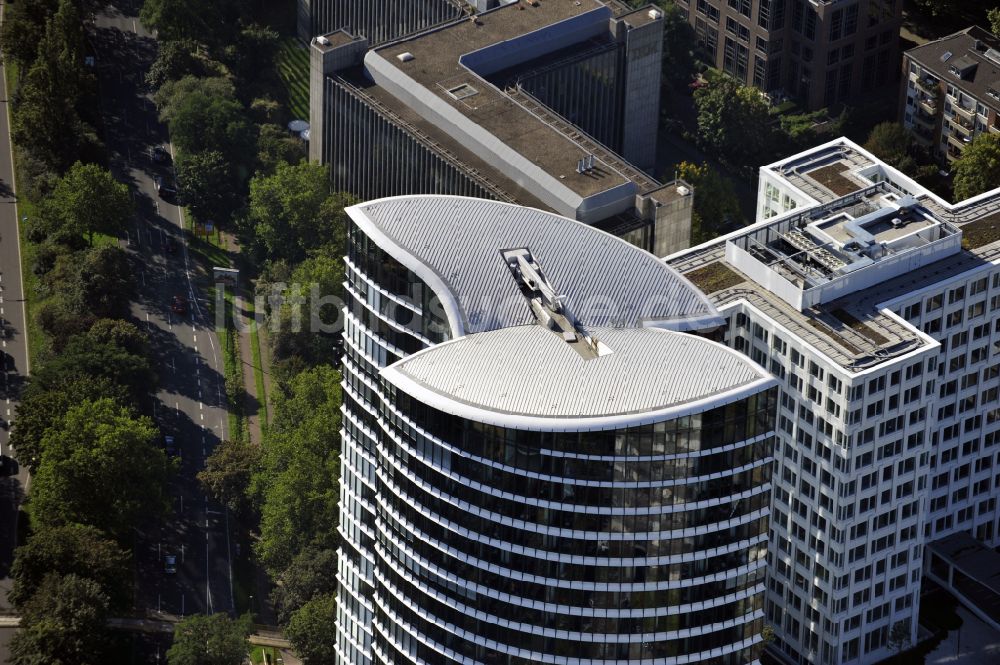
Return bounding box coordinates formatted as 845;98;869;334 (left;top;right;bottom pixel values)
337;195;778;665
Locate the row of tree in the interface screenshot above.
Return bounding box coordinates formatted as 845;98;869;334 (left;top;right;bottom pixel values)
0;2;184;662
141;1;344;662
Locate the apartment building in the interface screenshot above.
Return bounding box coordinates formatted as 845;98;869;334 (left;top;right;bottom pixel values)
667;137;1000;664
337;194;779;664
676;0;902;110
901;26;1000;163
308;0;695;258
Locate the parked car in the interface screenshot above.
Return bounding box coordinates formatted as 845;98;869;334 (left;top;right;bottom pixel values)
163;435;177;457
171;295;187;315
163;554;177;575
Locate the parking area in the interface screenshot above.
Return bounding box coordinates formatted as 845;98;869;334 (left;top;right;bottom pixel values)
927;606;1000;665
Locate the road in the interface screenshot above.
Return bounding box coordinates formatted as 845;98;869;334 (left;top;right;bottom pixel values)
0;0;38;617
89;0;234;621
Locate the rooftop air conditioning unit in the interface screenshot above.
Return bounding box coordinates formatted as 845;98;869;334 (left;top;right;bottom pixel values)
316;35;330;46
397;52;414;62
676;185;691;196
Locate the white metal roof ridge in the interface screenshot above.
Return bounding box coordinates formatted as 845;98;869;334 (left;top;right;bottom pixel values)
347;195;723;336
381;325;776;430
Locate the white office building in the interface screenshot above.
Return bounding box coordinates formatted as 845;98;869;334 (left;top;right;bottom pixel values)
668;137;1000;665
337;195;780;664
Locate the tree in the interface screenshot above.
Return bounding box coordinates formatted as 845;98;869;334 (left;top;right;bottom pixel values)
271;546;338;624
653;1;696;88
11;18;87;169
139;0;221;46
255;123;303;176
269;254;345;366
0;0;58;67
11;377;128;473
887;619;910;653
31;335;155;405
954;133;1000;201
224;24;280;85
42;162;133;243
693;73;775;172
9;574;111;665
64;245;134;317
245;162;351;263
675;161;743;243
9;524;130;610
198;439;261;516
155;76;237;125
176;150;241;225
251;366;342;575
87;318;150;357
30;399;170;537
285;594;337;664
168;92;255;167
166;613;251;665
990;7;1000;36
146;39;203;90
864;122;921;173
912;0;959;18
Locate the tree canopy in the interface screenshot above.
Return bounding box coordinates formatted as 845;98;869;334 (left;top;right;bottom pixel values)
198;438;261;516
176;150;241;225
31;334;155;404
251;365;342;576
271;545;338;624
693;73;774;173
167;613;251;665
954;133;1000;201
41;162;133;244
675;161;743;243
244;162;351;263
285;594;338;664
9;524;130;611
9;574;111;665
30;399;170;538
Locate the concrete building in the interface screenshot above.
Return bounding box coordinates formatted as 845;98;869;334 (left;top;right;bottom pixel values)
296;0;463;46
676;0;902;110
667;137;1000;665
337;194;780;665
309;0;694;258
901;26;1000;164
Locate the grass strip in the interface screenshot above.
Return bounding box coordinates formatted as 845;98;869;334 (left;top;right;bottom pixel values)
276;38;309;121
220;288;246;443
246;296;268;428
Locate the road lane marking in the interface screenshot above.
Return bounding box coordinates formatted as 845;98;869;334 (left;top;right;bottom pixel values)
199;402;203;410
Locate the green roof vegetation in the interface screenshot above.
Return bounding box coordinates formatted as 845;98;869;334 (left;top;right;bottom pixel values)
807;164;860;196
685;263;745;293
960;212;1000;250
831;308;890;346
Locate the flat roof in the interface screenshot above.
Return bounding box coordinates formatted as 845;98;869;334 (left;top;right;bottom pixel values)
349;196;722;338
383;325;773;428
372;0;632;198
669;138;1000;372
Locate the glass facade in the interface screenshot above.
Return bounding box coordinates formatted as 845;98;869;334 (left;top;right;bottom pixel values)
300;0;462;46
337;220;778;665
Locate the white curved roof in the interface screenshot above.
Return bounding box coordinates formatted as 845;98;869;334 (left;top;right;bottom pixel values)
382;326;775;431
347;196;722;337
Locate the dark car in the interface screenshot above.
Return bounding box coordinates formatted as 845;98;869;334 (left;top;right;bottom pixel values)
165;236;177;254
171;295;188;315
163;554;177;575
154;175;177;200
151;145;171;164
163;435;178;457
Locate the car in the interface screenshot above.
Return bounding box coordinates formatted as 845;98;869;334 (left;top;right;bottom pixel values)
154;175;177;200
163;554;177;575
171;295;187;315
165;236;177;254
163;435;177;457
151;145;171;164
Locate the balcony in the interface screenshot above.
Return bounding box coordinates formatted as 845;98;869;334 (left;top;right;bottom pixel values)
947;132;971;152
913;110;936;129
919;98;939;115
952;101;976;121
915;75;940;94
949;116;974;137
990;123;1000;134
